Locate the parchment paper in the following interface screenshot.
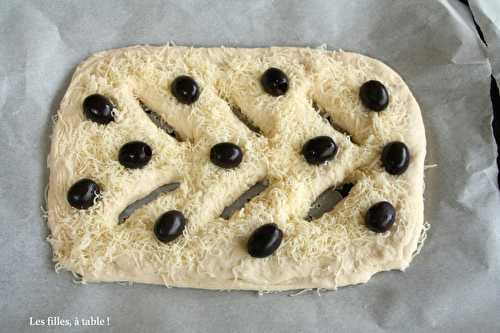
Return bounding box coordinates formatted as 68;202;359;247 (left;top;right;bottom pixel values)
470;0;500;81
1;0;499;332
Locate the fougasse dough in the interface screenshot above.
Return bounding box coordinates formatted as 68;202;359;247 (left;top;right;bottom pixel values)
46;45;426;291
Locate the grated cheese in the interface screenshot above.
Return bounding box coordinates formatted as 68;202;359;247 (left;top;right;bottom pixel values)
46;46;427;291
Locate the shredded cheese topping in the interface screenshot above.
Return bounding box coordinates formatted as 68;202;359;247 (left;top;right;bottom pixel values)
47;46;427;290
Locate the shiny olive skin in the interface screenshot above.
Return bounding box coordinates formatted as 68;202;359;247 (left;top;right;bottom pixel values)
154;210;186;243
302;136;337;165
261;67;289;96
118;141;152;169
67;178;101;210
247;223;283;258
381;141;410;175
359;80;389;112
210;142;243;169
171;75;200;104
82;94;115;124
365;201;396;233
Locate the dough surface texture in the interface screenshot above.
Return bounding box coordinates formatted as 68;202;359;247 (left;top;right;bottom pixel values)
47;46;426;291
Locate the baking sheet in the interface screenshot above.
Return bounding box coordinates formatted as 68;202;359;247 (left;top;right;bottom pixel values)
1;0;499;332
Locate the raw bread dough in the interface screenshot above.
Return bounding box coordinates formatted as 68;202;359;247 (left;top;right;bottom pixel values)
47;46;426;291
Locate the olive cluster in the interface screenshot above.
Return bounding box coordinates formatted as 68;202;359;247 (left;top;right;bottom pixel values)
67;68;410;258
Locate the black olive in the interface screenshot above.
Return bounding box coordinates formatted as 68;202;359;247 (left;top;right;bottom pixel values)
260;67;289;96
302;136;337;165
210;142;243;169
82;94;115;124
365;201;396;233
359;80;389;112
381;141;410;175
118;141;152;169
247;223;283;258
67;178;101;210
154;210;186;243
171;75;200;104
